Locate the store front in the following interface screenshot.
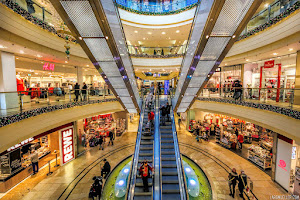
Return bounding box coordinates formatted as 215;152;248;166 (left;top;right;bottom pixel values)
0;123;74;192
75;112;127;155
188;110;275;176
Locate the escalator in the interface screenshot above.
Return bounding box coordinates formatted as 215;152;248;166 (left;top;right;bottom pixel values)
159;97;187;200
128;97;154;200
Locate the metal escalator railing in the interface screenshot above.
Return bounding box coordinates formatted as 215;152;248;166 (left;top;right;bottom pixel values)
169;97;188;200
127;98;146;199
154;92;161;200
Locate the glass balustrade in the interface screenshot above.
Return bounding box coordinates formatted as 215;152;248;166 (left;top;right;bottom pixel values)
128;45;187;57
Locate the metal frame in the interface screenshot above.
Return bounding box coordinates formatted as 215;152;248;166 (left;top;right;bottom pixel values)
174;0;263;112
49;0;140;113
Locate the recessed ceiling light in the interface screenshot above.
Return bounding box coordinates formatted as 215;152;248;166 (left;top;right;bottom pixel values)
289;48;293;51
176;30;180;33
79;37;82;40
143;38;145;40
277;57;281;59
105;36;109;39
65;61;68;63
246;59;249;62
0;45;7;49
20;50;24;54
264;3;269;8
273;53;278;55
134;30;138;33
147;32;152;35
86;65;89;67
162;32;166;35
37;54;42;58
225;63;228;66
16;57;19;59
205;35;209;39
232;35;236;38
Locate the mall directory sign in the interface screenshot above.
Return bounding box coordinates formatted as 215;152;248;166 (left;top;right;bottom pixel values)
60;127;75;165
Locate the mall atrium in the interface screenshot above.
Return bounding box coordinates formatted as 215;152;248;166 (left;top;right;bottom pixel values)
0;0;299;199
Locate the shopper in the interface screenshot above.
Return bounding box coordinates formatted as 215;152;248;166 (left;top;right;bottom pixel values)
108;131;114;146
160;105;166;125
31;150;39;174
210;123;215;136
89;176;103;200
139;161;153;192
148;111;154;127
149;83;155;95
101;159;111;179
82;82;88;101
238;170;248;199
177;113;181;129
165;102;171;122
234;127;239;137
99;136;104;150
233;80;242;101
228;168;238;198
74;83;80;102
145;92;153;109
237;133;244;150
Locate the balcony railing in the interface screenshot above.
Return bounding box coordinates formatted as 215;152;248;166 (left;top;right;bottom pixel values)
128;44;187;58
197;87;300;119
0;88;116;127
116;0;198;15
239;0;299;40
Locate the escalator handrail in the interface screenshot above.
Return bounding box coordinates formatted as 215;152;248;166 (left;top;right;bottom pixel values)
127;97;146;200
153;93;161;200
169;96;188;200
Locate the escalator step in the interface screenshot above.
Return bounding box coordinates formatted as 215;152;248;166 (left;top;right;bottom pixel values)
161;151;175;155
162;171;178;176
161;145;174;149
139;153;153;156
161;140;174;144
141;141;153;145
140;146;153;150
141;136;154;140
161;193;181;200
161;135;173;138
161;157;176;161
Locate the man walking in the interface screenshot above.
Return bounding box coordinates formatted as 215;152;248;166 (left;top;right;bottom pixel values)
139;161;153;192
228;168;238;198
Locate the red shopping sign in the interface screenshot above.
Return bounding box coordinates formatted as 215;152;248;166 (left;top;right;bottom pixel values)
60;127;74;165
264;60;274;68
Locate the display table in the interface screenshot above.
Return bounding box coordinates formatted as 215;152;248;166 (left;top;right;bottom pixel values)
247;150;272;170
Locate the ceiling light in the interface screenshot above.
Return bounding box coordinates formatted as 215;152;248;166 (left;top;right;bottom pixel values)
79;37;82;40
147;32;152;35
225;63;228;66
65;61;68;63
143;38;145;40
134;30;138;33
162;32;166;35
16;57;19;59
273;53;278;55
20;50;24;54
0;45;7;49
176;30;180;33
86;65;89;67
264;3;269;8
277;57;281;59
205;35;209;39
246;59;249;62
232;35;236;38
105;36;109;40
289;48;293;51
37;54;42;58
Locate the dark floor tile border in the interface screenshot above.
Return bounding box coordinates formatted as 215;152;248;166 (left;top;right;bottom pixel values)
0;98;118;128
197;97;300;120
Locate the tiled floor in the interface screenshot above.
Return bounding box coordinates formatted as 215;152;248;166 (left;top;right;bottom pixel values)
0;114;289;200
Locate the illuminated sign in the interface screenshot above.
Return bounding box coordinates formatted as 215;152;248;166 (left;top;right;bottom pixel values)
278;160;287;171
43;62;55;71
60;127;74;165
7;138;34;152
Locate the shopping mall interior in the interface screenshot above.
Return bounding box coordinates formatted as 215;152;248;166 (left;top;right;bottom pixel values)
0;0;299;199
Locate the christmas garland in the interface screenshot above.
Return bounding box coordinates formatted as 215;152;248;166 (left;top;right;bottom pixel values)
238;1;300;41
1;0;77;43
0;98;118;127
116;3;197;15
131;53;184;58
197;97;300;120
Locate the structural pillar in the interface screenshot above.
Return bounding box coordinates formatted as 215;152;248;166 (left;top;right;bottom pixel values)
0;51;19;109
76;66;83;87
294;51;300;105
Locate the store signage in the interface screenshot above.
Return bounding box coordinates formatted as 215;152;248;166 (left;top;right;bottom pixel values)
275;137;293;191
60;127;75;165
7;137;34;152
264;60;275;68
292;146;297;159
43;62;55;71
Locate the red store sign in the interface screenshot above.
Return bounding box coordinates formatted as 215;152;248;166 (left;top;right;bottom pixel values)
43;62;55;71
60;127;75;165
264;60;275;68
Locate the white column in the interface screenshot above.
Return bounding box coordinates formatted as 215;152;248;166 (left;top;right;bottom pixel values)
76;66;83;87
0;52;19;109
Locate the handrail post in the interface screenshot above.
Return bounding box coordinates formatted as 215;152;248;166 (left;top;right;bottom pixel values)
18;91;23;113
